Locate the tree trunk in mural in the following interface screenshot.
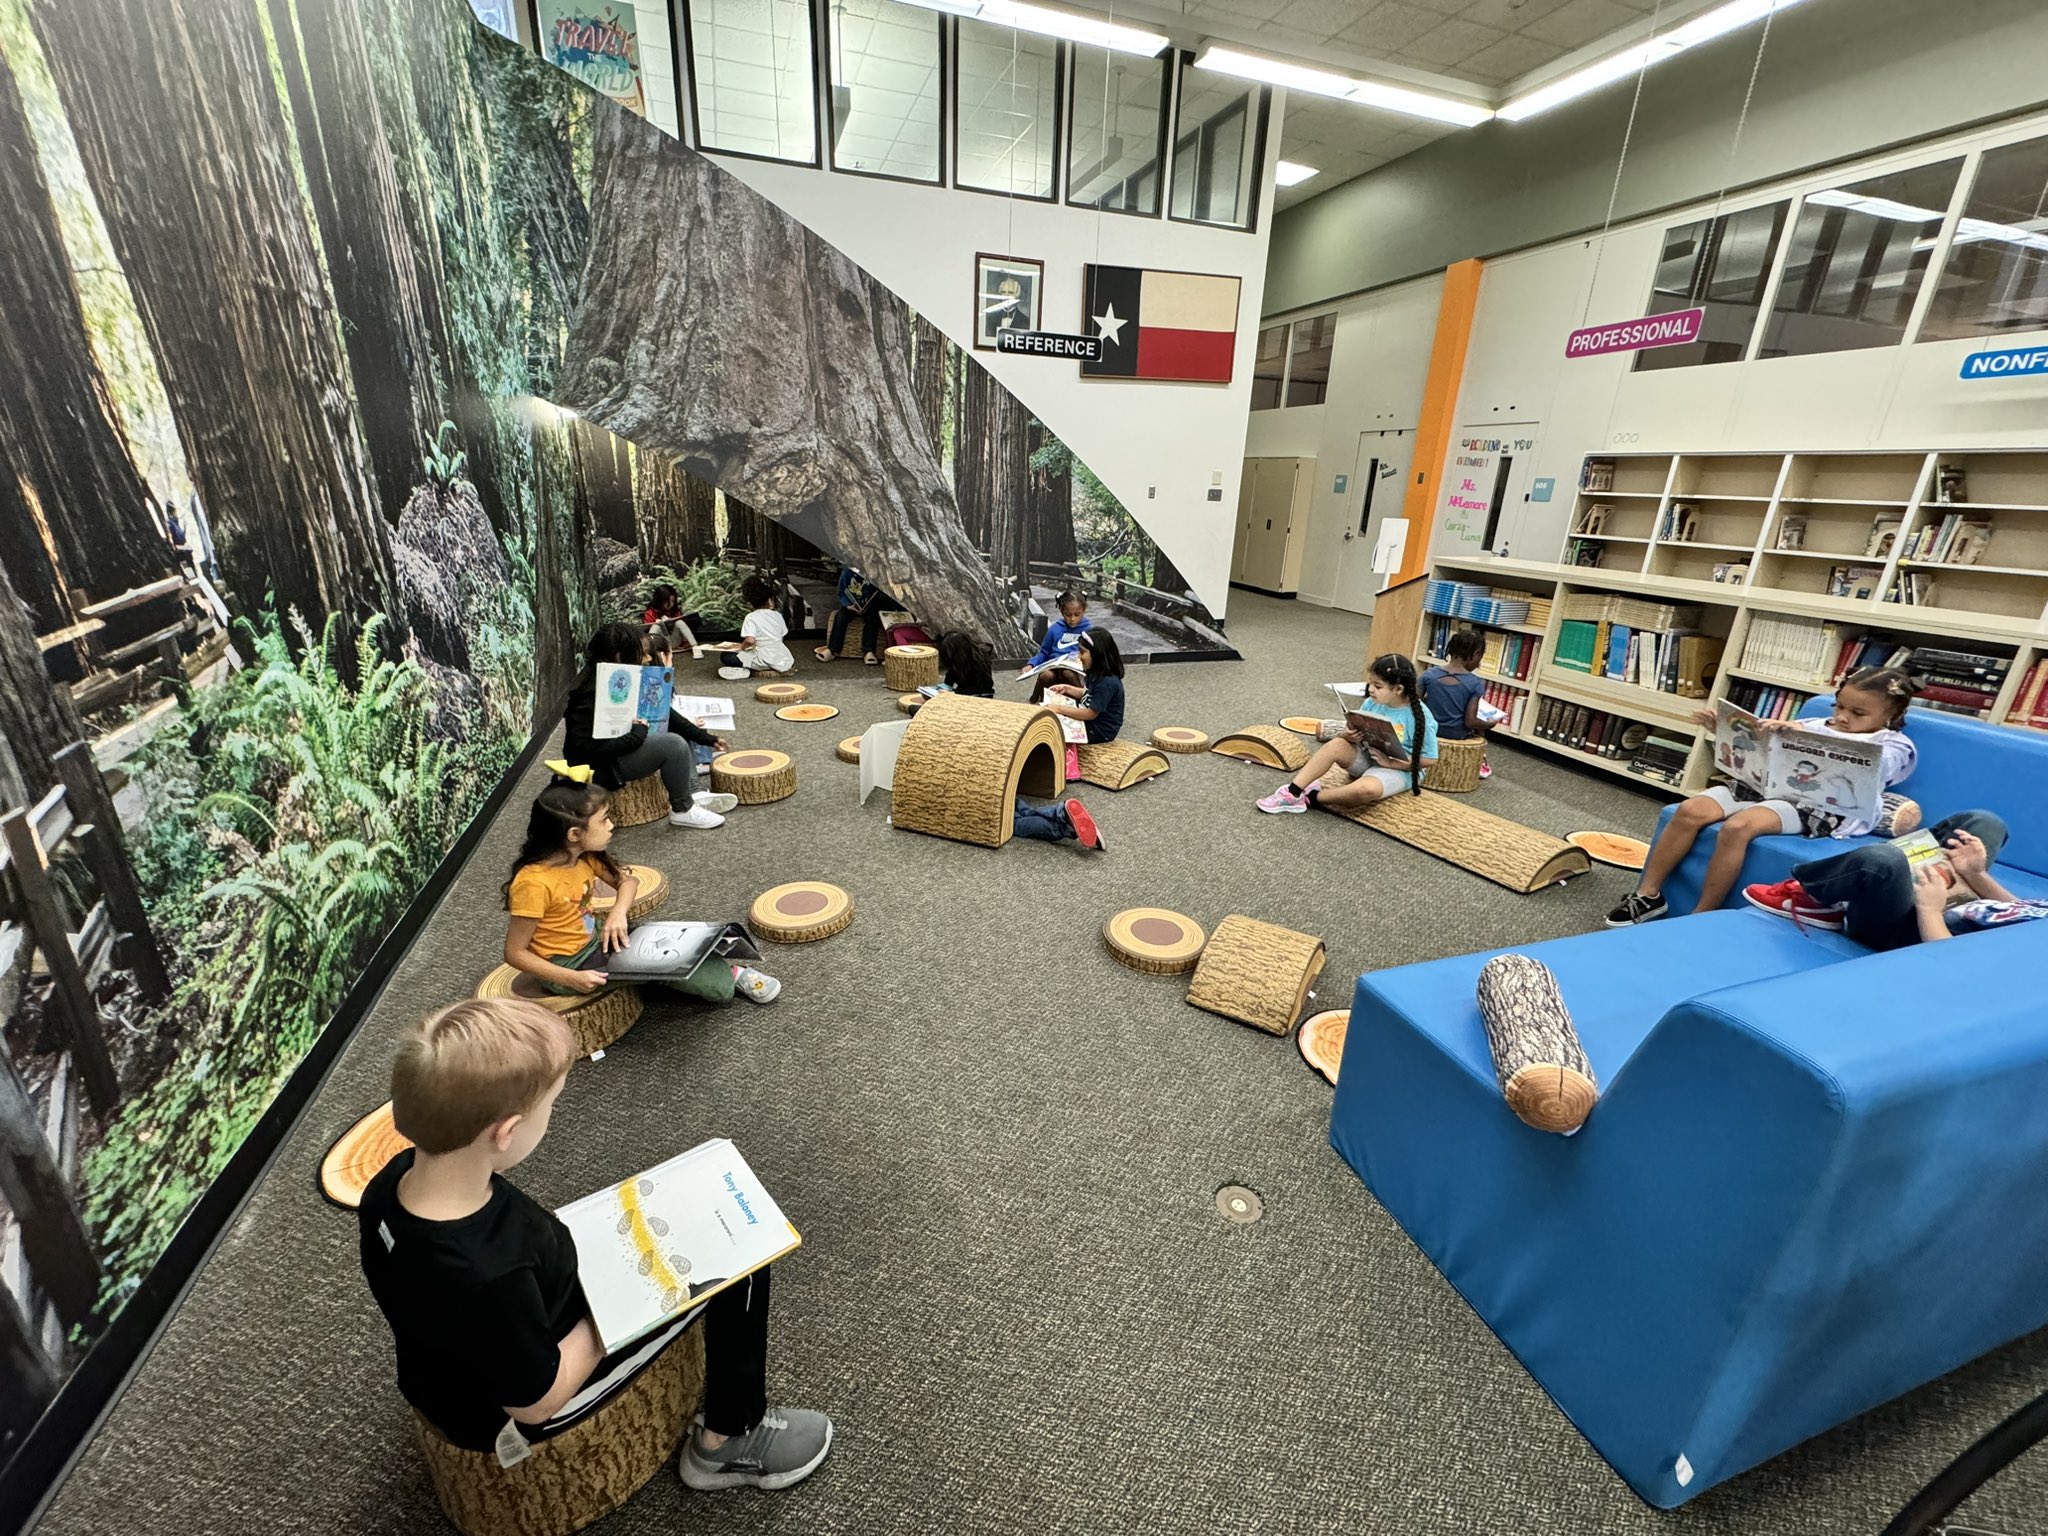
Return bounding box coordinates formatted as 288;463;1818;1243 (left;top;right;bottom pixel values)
1025;422;1077;571
0;560;85;804
723;493;766;561
33;0;396;638
265;0;444;520
0;47;177;636
556;112;1026;651
528;417;598;720
953;362;989;550
911;314;947;454
633;451;716;570
1153;547;1187;597
572;418;637;545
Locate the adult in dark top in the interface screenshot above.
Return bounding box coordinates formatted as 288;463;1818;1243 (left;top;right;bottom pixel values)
1042;630;1125;743
561;623;730;830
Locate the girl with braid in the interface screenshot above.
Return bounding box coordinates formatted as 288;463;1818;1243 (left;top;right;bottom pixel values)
1258;653;1438;814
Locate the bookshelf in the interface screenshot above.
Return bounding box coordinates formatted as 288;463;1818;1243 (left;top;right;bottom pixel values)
1418;450;2048;795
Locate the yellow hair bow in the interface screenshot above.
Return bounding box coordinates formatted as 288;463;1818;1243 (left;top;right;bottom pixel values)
544;759;595;784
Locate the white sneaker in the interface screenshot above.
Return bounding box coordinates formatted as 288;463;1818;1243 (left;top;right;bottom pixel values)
717;665;749;681
693;791;739;814
734;967;781;1004
668;803;726;829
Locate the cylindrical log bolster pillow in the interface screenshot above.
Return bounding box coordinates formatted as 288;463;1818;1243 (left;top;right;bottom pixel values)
1875;792;1921;837
1476;954;1598;1134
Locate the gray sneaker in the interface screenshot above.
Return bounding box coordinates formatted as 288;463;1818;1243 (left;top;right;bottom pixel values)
679;1406;833;1491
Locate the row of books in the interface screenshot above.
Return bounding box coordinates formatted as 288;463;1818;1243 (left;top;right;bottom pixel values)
1553;619;1721;697
1726;678;1810;721
2005;658;2048;729
1480;680;1530;733
1739;615;1855;689
1421;579;1531;628
1422;622;1542;682
1530;699;1690;785
1558;592;1701;632
1655;501;1702;542
1903;643;2011;717
1884;570;1940;606
1899;512;1994;566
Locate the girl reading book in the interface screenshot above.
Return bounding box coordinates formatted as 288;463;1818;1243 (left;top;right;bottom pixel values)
1258;653;1437;814
504;776;782;1005
563;624;733;831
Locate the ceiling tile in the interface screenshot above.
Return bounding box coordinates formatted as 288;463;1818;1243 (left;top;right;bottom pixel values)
1336;0;1450;54
1269;0;1369;37
1400;0;1472;13
1456;0;1575;28
1453;30;1566;83
1189;0;1293;21
1520;0;1642;49
1398;15;1507;67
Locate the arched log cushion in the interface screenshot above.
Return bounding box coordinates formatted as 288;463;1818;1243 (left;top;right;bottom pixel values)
1185;915;1327;1036
1073;739;1170;790
1210;724;1311;771
1322;767;1592;894
889;692;1066;848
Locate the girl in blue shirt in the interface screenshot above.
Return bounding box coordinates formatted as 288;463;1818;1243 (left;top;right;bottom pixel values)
1257;653;1437;813
1018;592;1092;676
1040;631;1125;743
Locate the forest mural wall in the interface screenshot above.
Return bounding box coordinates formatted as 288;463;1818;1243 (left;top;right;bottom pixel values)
0;0;1213;1494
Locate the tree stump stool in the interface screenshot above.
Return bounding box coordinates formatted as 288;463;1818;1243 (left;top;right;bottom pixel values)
896;692;924;715
1296;1009;1349;1085
890;692;1066;848
413;1326;706;1536
1151;727;1209;755
1103;908;1206;974
1430;737;1484;794
475;965;644;1056
1073;740;1171;790
1321;768;1592;893
1210;725;1311;771
609;772;671;828
754;681;807;705
882;644;939;691
319;1101;410;1209
710;749;796;805
835;736;863;764
1476;954;1597;1133
1185;915;1326;1036
586;864;668;921
749;882;854;942
775;703;839;722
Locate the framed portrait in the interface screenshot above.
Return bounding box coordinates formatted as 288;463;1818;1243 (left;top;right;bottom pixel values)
974;254;1043;351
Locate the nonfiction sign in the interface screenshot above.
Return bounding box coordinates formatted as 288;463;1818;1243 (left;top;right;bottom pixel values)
995;329;1104;362
1959;345;2048;380
1565;306;1704;359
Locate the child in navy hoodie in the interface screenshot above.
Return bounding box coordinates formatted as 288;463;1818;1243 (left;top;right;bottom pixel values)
1017;592;1092;677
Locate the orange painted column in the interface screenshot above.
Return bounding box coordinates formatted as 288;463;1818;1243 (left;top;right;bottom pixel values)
1392;257;1484;588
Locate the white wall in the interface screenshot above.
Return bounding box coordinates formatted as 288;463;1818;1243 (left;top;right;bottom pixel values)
713;141;1278;616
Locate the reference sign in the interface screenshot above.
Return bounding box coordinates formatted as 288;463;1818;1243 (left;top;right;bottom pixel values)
995;330;1104;362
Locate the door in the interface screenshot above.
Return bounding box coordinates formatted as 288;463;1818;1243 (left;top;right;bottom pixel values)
1330;429;1415;614
1231;460;1257;583
1241;458;1298;590
1438;426;1541;558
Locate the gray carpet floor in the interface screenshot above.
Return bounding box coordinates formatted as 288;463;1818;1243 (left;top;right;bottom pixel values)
34;593;2048;1535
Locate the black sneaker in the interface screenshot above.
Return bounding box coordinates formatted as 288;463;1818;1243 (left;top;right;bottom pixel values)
1603;890;1667;928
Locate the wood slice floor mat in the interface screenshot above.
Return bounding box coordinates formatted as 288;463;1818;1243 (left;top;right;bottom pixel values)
1103;908;1207;973
835;736;863;763
897;692;925;714
1210;724;1312;771
318;1100;411;1209
1567;830;1651;869
474;964;644;1055
710;749;797;804
1297;1010;1348;1085
1151;727;1209;754
1279;716;1326;735
754;682;808;704
775;703;839;722
586;863;668;920
749;881;855;942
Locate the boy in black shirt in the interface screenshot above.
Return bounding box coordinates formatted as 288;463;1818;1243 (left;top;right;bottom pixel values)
358;998;832;1490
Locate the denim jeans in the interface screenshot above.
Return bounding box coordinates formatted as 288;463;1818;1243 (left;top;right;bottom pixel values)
1793;810;2009;951
1012;798;1071;842
826;605;882;657
612;729;698;806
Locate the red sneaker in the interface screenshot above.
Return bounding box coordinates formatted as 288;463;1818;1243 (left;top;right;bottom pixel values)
1063;798;1104;852
1743;878;1845;930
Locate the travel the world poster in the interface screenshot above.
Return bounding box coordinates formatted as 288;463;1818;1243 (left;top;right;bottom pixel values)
535;0;645;117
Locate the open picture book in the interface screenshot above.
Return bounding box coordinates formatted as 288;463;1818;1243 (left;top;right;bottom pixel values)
556;1139;800;1353
1711;703;1883;827
1344;710;1405;760
599;921;761;983
592;662;674;739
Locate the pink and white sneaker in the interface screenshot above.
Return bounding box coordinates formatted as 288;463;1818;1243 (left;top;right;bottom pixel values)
1257;783;1308;814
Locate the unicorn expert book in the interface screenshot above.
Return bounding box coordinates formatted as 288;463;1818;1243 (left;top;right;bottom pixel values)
1711;702;1883;827
556;1139;799;1353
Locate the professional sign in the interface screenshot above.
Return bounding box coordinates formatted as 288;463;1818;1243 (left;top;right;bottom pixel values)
536;2;647;118
994;329;1104;362
1959;345;2048;380
1565;306;1704;360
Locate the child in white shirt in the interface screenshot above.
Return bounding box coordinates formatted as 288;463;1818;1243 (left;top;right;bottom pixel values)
718;576;795;680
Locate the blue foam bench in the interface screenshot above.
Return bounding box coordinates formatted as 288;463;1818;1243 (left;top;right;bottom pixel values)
1654;697;2048;915
1330;907;2048;1506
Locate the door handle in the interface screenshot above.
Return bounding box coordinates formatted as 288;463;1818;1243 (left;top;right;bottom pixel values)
1265;519;1272;530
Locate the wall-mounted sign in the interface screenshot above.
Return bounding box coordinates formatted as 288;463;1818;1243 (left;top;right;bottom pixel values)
1959;345;2048;380
994;330;1103;362
1332;473;1348;495
1565;306;1703;360
1531;477;1555;502
536;2;646;118
1081;265;1240;383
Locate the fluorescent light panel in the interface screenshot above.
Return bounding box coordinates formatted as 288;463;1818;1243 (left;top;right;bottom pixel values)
893;0;1168;56
1274;160;1319;187
1500;0;1813;122
1194;43;1492;127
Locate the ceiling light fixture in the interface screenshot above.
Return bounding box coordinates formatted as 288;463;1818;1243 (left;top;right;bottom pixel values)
1274;160;1320;187
894;0;1168;56
1194;43;1493;127
1498;0;1812;122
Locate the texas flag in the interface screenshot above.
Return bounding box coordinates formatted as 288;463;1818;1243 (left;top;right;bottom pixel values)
1080;265;1241;384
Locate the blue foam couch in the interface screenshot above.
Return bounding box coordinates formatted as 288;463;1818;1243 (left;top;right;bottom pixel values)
1331;907;2048;1506
1655;696;2048;913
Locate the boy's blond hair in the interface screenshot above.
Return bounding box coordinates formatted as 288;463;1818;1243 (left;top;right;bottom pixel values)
391;999;577;1153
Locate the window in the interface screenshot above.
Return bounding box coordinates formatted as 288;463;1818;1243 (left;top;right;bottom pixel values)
826;0;942;182
1633;201;1789;370
531;0;682;136
685;0;818;163
1920;135;2048;342
1067;47;1167;215
1760;160;1961;358
1285;314;1334;406
954;20;1060;199
1250;325;1285;411
1169;59;1260;230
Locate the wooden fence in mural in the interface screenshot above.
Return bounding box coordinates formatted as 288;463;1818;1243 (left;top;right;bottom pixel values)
0;743;169;1438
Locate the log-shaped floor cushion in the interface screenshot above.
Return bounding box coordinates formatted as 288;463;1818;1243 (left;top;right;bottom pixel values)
896;692;924;715
749;881;854;943
609;771;670;828
775;703;839;722
585;863;669;920
1185;914;1326;1035
1296;1009;1348;1085
754;681;807;705
1151;727;1209;755
835;736;863;764
415;1326;705;1536
475;965;644;1056
1211;724;1311;771
319;1100;411;1210
1103;908;1207;974
710;749;796;804
882;644;939;691
1476;954;1597;1134
1279;715;1325;736
1074;739;1171;790
1430;737;1484;794
1566;831;1650;870
890;692;1066;848
1323;768;1592;894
